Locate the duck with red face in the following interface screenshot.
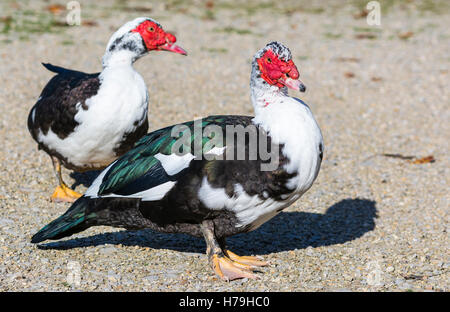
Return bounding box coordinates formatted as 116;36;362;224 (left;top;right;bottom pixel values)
256;48;305;92
103;18;187;65
28;17;187;203
32;42;323;282
253;42;306;94
130;19;186;55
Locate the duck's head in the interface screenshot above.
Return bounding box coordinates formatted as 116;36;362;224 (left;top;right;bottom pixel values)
251;42;305;93
103;17;186;67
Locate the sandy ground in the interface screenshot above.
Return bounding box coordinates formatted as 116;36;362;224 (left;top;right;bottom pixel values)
0;0;448;291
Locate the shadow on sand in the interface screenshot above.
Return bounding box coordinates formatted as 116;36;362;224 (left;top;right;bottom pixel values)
38;198;377;255
69;170;102;189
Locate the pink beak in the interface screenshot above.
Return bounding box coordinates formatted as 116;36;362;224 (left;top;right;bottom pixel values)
280;77;306;92
159;42;187;55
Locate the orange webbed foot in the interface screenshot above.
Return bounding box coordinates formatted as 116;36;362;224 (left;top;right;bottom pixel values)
51;185;82;203
211;254;259;281
224;250;270;267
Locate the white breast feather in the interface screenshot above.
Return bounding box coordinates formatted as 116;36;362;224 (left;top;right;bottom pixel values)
37;65;148;169
254;97;323;194
198;96;323;230
198;177;287;229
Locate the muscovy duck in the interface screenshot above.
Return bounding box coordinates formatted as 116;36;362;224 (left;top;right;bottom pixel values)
31;42;323;281
27;17;187;202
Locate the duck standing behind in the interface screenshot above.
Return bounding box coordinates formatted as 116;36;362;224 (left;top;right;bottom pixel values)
28;17;187;202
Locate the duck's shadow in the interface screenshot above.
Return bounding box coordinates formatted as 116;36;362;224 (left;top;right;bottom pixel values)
69;170;102;189
38;198;377;255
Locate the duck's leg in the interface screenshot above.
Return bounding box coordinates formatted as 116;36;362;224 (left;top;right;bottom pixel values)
50;156;82;203
218;237;270;267
200;220;258;281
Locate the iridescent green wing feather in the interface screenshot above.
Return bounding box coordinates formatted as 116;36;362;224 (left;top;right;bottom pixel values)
97;115;251;196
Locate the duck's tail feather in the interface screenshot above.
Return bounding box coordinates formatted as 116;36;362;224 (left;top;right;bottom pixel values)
41;63;66;74
31;196;96;243
41;63;91;76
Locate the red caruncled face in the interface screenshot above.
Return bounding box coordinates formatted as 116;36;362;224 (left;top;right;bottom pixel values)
131;20;186;55
257;49;300;88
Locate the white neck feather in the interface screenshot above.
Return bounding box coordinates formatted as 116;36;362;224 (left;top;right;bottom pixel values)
250;76;296;141
102;50;138;68
252;87;306;144
101;30;147;68
250;73;323;194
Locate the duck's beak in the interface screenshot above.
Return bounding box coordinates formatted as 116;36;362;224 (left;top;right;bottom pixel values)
280;77;306;92
159;42;187;55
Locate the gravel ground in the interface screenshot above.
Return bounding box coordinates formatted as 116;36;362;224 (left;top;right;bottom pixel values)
0;0;448;291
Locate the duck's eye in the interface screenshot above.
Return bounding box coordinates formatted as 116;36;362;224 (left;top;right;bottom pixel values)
267;58;272;63
148;27;155;32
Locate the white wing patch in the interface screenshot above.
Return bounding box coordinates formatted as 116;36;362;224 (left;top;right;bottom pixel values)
85;161;117;198
204;146;226;156
154;152;195;176
117;181;176;201
85;160;176;201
